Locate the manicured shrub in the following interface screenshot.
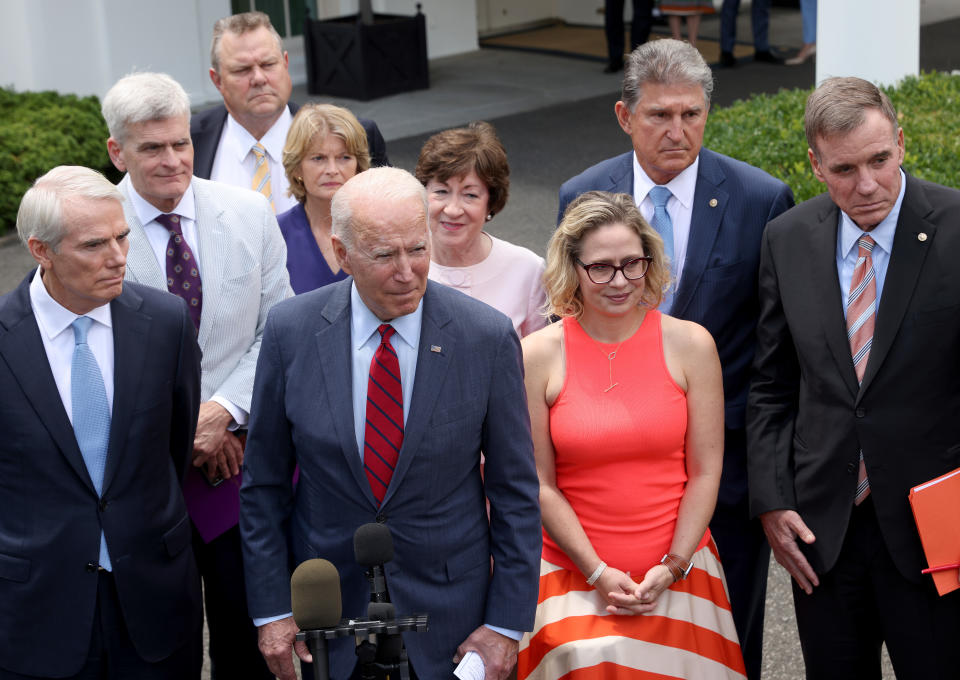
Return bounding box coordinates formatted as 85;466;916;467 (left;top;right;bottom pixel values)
704;71;960;203
0;88;113;235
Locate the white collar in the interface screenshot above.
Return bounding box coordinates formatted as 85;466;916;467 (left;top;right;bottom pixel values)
29;266;113;341
222;106;293;163
838;168;906;257
633;153;700;209
126;179;197;225
350;282;423;352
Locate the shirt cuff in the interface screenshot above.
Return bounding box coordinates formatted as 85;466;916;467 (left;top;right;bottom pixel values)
484;624;522;641
210;396;248;429
254;612;293;628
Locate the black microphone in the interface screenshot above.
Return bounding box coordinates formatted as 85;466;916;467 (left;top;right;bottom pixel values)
291;550;429;680
354;524;405;677
354;523;394;607
291;558;341;680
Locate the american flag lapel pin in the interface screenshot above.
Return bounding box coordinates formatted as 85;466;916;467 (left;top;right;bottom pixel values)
430;344;442;353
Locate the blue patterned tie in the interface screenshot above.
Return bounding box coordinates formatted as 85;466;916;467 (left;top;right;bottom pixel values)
71;316;112;570
649;186;675;313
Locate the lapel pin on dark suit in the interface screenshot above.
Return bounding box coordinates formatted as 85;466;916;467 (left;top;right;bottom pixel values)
430;345;442;353
709;198;718;207
918;233;928;242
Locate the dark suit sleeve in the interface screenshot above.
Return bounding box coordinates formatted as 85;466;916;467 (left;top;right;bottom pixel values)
765;182;796;225
170;297;202;479
746;227;800;518
557;180;576;226
239;311;298;619
189;106;227;181
360;118;390;167
479;324;542;631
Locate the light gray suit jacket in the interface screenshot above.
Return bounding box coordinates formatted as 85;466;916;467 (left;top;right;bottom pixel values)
119;175;293;412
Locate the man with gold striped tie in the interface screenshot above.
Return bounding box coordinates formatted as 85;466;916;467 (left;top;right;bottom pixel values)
748;76;960;678
191;11;389;215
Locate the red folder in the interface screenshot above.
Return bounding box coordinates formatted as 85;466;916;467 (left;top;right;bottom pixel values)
908;466;960;596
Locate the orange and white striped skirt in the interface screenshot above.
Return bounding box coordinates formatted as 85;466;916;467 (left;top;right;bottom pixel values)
517;541;746;679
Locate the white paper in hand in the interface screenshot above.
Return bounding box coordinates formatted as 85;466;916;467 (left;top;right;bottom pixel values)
454;650;485;680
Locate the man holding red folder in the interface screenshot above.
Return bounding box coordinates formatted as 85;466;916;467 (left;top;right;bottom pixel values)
747;76;960;677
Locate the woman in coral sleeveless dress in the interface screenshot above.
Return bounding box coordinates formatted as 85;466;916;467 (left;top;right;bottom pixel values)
518;192;745;679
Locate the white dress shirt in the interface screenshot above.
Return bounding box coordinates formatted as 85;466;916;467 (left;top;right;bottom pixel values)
29;267;115;420
632;153;700;288
349;283;422;456
30;268;115;569
126;182;246;427
254;283;520;640
209;107;296;214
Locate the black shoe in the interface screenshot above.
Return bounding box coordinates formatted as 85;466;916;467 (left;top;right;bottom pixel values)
603;58;624;74
753;49;784;64
719;51;737;68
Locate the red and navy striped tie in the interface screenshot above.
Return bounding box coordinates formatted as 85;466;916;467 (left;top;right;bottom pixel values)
364;324;403;505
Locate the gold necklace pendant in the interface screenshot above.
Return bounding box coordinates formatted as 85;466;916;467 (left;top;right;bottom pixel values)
603;347;622;392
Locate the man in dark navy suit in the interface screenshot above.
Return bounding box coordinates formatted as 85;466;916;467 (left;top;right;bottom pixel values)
240;168;541;680
0;166;202;679
191;11;388;215
558;39;794;680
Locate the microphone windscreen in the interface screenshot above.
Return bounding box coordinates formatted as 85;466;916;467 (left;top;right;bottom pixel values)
367;600;396;621
354;523;394;566
291;558;342;629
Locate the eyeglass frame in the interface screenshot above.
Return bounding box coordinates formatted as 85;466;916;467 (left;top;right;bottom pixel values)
575;255;653;284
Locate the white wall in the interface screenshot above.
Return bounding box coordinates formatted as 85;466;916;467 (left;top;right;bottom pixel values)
0;0;471;105
476;0;554;32
369;0;479;58
554;0;605;27
818;0;921;87
0;0;229;104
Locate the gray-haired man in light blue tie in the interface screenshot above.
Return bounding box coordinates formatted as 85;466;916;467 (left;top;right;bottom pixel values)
0;165;203;678
557;38;794;680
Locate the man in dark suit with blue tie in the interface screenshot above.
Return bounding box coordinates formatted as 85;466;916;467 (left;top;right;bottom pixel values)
240;167;541;679
0;166;202;678
558;39;794;679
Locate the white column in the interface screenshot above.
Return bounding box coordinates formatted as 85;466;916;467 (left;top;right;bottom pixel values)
817;0;920;87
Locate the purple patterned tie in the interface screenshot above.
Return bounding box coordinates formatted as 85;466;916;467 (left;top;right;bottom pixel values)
156;213;202;332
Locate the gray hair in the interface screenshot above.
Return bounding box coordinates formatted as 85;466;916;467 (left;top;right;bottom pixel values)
101;72;191;144
17;166;123;252
210;11;284;72
621;38;714;112
331;167;428;249
805;76;898;158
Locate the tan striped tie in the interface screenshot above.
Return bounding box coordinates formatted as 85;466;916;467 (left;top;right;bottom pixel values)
251;142;275;212
847;234;876;504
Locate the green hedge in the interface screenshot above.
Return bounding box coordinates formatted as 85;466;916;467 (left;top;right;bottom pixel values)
704;71;960;203
0;88;114;236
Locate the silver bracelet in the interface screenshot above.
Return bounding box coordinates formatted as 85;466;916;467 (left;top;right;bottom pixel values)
586;561;607;586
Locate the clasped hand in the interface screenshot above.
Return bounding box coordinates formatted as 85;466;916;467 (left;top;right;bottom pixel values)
597;564;675;615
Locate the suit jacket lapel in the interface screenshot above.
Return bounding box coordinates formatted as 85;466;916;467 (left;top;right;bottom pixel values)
381;284;455;508
102;286;149;495
809;202;862;399
316;282;374;505
673;151;726;316
0;275;96;493
609;152;634;193
192;179;227;352
858;176;933;398
119;176;167;291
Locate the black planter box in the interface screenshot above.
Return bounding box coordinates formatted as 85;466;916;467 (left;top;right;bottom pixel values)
303;9;429;101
